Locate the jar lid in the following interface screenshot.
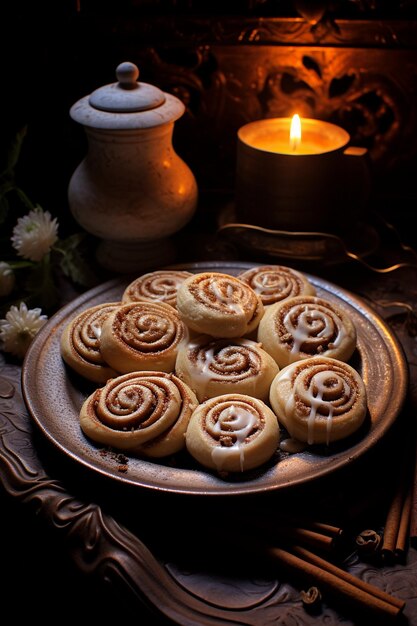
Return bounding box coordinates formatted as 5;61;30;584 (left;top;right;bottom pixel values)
89;62;166;113
70;62;185;130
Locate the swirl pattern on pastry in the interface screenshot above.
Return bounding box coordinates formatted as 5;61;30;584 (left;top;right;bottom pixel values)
185;393;279;473
60;302;120;383
257;295;356;368
269;356;367;445
175;336;279;402
100;301;186;374
122;270;193;308
176;272;264;338
238;265;316;307
80;371;198;456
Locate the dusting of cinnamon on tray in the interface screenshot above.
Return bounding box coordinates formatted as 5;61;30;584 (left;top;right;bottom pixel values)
99;448;129;473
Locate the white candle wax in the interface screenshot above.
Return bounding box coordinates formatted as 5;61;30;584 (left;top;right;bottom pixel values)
238;117;350;156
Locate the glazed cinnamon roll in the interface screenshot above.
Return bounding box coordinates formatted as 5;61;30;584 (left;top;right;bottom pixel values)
122;270;193;308
269;356;367;445
238;265;316;307
100;301;186;374
60;302;120;383
257;295;357;368
175;336;279;403
176;272;264;338
80;371;198;457
185;394;279;473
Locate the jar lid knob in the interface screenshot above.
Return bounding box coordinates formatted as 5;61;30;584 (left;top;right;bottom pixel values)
79;60;173;117
116;62;140;89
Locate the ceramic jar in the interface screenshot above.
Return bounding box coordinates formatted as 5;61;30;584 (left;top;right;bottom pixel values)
68;62;198;272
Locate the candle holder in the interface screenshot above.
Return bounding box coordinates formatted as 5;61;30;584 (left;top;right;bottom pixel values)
217;203;380;268
235;117;371;234
68;62;198;273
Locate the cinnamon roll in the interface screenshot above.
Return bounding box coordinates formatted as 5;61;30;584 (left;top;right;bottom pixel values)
80;371;198;456
176;272;264;338
257;295;357;368
175;336;279;402
185;394;279;473
60;302;120;383
122;270;193;308
269;356;367;445
238;265;316;307
100;301;186;374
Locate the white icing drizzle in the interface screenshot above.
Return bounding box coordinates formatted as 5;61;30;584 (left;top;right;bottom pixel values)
193;346;215;399
245;268;300;304
279;438;306;453
156;282;170;295
210;405;258;471
188;339;260;399
279;364;352;445
283;305;346;359
304;371;348;445
257;272;283;293
260;273;270;287
78;308;119;364
138;273;185;301
152;276;182;298
90;321;102;340
209;278;245;316
257;272;284;293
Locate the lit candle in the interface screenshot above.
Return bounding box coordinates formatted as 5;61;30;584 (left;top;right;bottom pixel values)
235;116;370;233
239;116;350;156
289;114;301;152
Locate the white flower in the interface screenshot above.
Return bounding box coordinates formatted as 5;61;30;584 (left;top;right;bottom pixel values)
0;262;15;297
0;302;47;358
11;206;58;262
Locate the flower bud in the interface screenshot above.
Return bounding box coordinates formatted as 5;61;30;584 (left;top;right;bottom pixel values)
0;262;15;297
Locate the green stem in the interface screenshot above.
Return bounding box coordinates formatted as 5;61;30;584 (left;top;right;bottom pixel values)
14;187;36;211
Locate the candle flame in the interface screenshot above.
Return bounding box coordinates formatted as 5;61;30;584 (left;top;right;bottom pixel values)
290;114;301;151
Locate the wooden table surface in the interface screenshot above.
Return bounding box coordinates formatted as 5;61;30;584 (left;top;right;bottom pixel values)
1;221;417;625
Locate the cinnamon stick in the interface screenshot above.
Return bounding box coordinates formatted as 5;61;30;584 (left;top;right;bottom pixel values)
277;527;335;552
267;545;405;621
291;545;405;612
304;520;343;538
381;479;407;561
410;428;417;544
246;513;344;552
382;444;415;562
278;515;344;539
395;484;413;560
